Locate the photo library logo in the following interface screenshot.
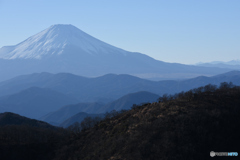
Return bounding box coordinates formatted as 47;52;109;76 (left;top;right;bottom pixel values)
210;151;238;157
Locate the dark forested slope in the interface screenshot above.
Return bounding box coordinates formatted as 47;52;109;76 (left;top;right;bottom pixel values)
0;112;55;128
0;113;69;160
54;84;240;160
0;84;239;160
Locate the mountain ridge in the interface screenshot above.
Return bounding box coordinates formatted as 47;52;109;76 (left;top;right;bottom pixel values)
0;112;55;129
0;87;78;119
0;71;240;103
54;85;240;160
0;24;127;59
39;91;159;126
39;102;105;125
0;24;232;81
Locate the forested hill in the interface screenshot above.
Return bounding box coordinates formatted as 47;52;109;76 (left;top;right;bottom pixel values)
0;83;240;160
54;83;240;160
0;112;52;128
0;113;68;160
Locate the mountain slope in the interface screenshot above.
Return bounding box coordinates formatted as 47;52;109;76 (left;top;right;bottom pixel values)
0;71;240;103
0;112;68;160
0;24;231;81
197;59;240;65
97;91;159;113
0;24;127;59
0;85;239;159
197;63;240;70
0;72;91;100
40;91;159;126
0;72;164;101
0;87;78;119
40;102;104;125
0;112;54;128
54;85;240;160
196;60;240;70
59;112;104;128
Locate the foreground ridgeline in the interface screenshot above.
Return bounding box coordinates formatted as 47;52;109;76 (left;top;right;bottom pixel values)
0;82;240;160
0;113;68;160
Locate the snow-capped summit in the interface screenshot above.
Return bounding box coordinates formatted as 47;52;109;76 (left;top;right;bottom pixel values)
0;24;126;59
0;24;231;82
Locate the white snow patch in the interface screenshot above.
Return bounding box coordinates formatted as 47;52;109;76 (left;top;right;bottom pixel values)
0;24;127;59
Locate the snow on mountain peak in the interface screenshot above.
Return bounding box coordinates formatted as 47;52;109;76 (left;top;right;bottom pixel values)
0;24;126;59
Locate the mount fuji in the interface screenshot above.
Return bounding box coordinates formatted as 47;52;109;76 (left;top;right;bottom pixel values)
0;24;128;59
0;24;230;81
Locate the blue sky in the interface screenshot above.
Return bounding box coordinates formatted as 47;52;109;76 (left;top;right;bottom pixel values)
0;0;239;64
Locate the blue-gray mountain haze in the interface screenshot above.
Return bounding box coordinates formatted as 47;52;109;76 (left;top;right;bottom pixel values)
0;70;239;122
0;24;233;82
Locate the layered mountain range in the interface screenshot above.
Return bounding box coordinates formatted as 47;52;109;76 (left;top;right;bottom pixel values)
0;23;239;160
1;86;240;160
0;70;239;102
0;24;232;81
0;70;239;122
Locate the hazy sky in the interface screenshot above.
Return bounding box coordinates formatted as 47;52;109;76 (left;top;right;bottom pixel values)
0;0;239;64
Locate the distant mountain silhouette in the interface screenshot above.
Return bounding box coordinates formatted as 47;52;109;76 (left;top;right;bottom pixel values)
40;91;159;126
0;24;231;81
0;87;78;119
197;59;240;65
197;63;240;70
40;102;104;125
212;70;240;77
0;71;239;103
0;72;162;101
